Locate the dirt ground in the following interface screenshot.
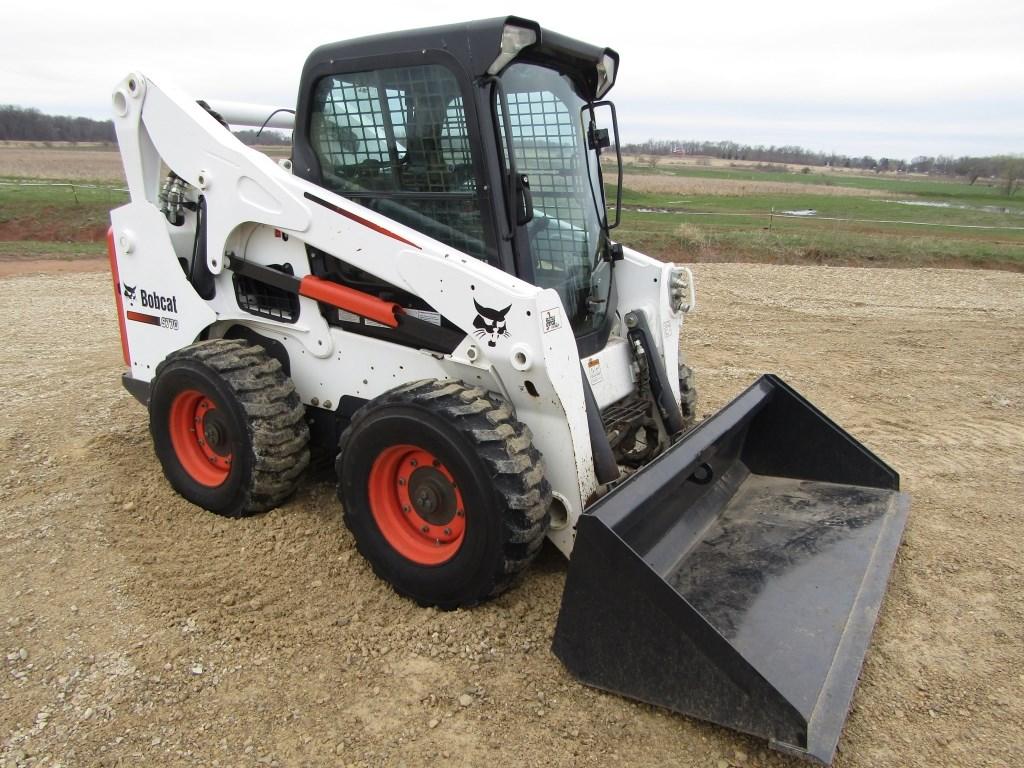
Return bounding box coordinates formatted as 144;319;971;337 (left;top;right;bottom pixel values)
1;263;1022;768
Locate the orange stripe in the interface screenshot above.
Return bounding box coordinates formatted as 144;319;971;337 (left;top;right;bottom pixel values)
298;275;401;328
106;228;131;365
127;311;161;325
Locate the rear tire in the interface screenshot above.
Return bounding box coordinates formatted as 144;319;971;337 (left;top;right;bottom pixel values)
337;379;551;609
149;338;310;517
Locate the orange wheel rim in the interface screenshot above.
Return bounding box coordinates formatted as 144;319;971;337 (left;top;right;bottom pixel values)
368;444;466;565
169;389;233;487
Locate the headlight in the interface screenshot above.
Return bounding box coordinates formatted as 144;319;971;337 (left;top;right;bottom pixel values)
596;52;617;98
487;24;538;75
670;267;694;314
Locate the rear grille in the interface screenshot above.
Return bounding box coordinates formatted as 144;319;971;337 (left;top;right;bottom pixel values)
601;396;650;446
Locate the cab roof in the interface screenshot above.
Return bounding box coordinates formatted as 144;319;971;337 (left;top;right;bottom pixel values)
302;16;618;101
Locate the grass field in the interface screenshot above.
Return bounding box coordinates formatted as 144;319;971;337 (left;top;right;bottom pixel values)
607;157;1024;270
1;144;1021;270
0;180;122;257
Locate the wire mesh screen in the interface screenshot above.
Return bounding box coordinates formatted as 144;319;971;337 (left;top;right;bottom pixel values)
502;90;590;274
497;61;610;337
311;65;487;259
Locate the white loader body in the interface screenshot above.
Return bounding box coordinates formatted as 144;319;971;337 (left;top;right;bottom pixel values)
108;71;693;556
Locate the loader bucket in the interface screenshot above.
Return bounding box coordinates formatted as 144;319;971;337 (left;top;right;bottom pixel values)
552;375;909;764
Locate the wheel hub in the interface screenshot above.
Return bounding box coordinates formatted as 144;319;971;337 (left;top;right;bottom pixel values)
168;390;233;487
201;410;230;453
408;467;457;525
367;445;466;565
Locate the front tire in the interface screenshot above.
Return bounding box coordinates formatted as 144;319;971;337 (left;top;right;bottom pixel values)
337;380;551;609
149;339;310;517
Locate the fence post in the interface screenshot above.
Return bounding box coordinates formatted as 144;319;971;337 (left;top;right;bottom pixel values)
769;207;773;232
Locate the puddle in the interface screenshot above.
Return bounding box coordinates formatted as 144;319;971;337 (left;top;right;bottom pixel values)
883;200;1017;215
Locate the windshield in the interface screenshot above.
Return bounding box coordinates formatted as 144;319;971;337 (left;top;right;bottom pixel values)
498;62;612;337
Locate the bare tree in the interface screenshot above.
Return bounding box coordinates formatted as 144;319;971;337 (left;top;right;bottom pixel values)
1002;158;1023;196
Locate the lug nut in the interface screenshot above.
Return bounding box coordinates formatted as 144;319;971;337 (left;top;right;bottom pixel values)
402;505;411;513
398;478;406;486
456;509;465;517
410;459;418;467
443;528;452;536
420;525;429;533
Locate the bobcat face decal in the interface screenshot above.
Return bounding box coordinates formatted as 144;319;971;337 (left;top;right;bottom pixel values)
472;300;511;347
122;283;137;302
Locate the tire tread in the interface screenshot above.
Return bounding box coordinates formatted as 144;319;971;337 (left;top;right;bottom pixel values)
156;339;309;516
337;379;551;608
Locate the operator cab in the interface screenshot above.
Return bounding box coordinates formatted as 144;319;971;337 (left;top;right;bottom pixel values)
292;17;623;355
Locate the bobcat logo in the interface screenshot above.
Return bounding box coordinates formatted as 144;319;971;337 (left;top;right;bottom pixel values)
472;300;511;347
122;283;136;301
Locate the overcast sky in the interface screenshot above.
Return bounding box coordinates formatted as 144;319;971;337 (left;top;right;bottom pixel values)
3;0;1021;159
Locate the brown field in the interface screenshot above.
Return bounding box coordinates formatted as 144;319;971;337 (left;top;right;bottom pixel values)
1;263;1021;767
0;143;290;183
0;144;126;183
620;172;885;198
618;153;924;178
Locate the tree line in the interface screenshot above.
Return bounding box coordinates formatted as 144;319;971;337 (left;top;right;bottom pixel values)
0;105;290;147
0;105;116;142
623;138;1022;191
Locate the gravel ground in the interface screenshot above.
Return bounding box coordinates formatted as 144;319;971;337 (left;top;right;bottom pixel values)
1;264;1022;767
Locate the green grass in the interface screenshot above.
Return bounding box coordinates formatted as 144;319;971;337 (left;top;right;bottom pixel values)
0;178;128;210
611;161;1024;207
0;181;127;243
619;189;1024;230
602;160;1024;270
0;240;107;258
617;211;1024;270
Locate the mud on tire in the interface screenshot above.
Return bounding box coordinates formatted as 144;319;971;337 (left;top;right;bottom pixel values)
679;362;698;428
149;338;310;517
336;379;552;609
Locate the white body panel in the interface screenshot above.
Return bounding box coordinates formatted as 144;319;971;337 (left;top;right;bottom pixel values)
108;72;693;557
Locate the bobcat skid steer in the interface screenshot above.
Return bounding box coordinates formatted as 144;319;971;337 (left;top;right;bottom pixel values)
107;17;908;764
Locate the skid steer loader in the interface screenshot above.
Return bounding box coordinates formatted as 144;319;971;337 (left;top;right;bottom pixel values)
107;17;908;764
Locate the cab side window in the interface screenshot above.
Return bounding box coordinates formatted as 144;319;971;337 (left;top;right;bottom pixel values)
311;64;491;262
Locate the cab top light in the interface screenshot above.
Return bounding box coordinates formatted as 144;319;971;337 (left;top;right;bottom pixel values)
596;52;617;98
487;24;538;75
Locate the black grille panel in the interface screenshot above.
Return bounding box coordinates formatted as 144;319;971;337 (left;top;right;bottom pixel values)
233;265;299;323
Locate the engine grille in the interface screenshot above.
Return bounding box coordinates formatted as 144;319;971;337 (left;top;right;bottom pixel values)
233;264;299;323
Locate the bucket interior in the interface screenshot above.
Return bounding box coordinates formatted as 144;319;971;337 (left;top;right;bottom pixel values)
553;376;910;764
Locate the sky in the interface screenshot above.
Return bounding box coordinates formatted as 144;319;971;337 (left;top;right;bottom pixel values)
2;0;1021;159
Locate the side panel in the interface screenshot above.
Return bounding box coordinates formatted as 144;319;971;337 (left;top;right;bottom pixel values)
109;203;217;381
614;247;690;406
581;335;635;409
109;72;600;552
